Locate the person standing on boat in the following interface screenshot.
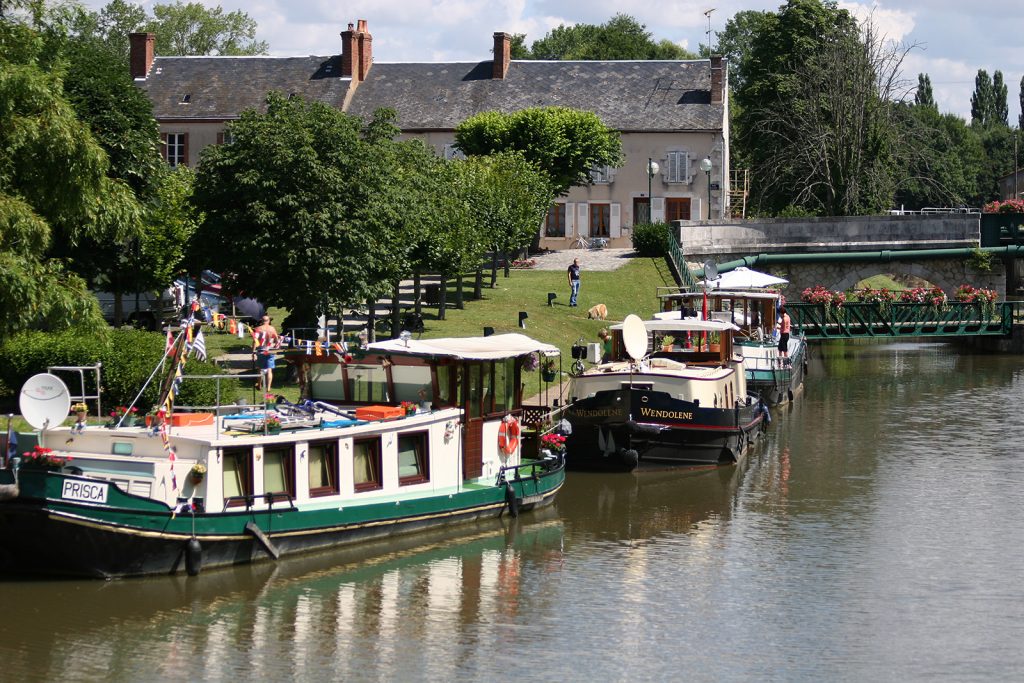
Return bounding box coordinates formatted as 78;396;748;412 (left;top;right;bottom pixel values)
255;315;280;393
598;328;612;362
567;258;581;307
777;306;791;360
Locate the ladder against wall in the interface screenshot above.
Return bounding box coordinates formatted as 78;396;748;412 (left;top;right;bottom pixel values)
729;169;749;219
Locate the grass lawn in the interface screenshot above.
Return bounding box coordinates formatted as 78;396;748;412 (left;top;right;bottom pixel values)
417;256;676;360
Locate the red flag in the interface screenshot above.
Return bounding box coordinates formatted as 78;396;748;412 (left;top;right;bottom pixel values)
165;330;173;354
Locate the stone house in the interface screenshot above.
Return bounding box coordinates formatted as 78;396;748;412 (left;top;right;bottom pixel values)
131;20;729;249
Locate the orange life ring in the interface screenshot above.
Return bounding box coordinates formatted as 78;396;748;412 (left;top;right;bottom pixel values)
498;416;521;455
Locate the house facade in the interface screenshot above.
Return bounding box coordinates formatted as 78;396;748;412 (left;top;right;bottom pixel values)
131;21;729;250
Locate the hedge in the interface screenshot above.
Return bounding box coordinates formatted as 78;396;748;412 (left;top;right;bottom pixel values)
631;222;671;257
0;328;237;413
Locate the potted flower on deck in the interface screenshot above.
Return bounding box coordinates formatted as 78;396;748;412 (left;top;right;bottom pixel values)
541;358;558;382
21;446;71;471
109;405;139;427
539;433;566;459
661;335;676;352
189;463;207;486
265;415;282;434
400;401;417;416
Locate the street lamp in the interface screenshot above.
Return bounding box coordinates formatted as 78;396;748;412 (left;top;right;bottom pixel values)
647;158;659;224
700;157;713;220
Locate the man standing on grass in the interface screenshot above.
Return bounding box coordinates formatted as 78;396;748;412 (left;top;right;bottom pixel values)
567;258;581;307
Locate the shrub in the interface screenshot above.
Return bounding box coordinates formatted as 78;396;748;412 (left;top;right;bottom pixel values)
0;328;236;413
631;222;670;256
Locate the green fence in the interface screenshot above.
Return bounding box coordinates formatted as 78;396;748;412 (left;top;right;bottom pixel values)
665;231;698;290
788;301;1019;339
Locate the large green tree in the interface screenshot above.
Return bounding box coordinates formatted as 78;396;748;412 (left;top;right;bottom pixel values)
0;21;140;338
703;9;771;90
915;73;935;109
144;1;267;56
971;69;995;127
520;14;696;61
734;0;912;215
892;103;981;209
454;106;622;196
192;96;414;323
992;70;1009;127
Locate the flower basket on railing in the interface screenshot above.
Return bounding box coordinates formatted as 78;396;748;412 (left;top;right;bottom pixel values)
109;405;139;427
801;286;845;322
189;463;207;485
955;284;998;319
899;286;947;314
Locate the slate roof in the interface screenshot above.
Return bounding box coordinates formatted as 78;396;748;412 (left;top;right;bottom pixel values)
140;55;350;119
345;60;724;132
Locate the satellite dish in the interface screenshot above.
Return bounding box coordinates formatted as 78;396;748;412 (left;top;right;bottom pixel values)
19;373;71;430
703;261;719;282
622;314;649;361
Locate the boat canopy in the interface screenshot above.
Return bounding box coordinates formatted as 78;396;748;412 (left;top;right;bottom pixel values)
610;319;740;333
661;290;780;301
367;333;558;360
702;267;788;290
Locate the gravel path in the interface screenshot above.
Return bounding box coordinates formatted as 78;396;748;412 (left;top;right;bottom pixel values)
529;248;637;271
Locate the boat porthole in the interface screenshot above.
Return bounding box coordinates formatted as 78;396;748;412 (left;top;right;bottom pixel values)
641;396;648;403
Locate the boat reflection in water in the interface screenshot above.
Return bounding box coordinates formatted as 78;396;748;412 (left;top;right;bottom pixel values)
0;513;564;681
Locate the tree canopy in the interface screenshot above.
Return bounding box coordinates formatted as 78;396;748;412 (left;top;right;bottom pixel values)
454;107;622;197
915;73;935;109
144;1;267;56
515;14;696;61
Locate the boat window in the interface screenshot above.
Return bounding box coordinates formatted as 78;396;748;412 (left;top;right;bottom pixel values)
493;358;516;413
223;448;252;507
308;441;339;497
263;447;294;499
467;364;482;418
435;364;454;407
481;362;494;415
111;442;133;455
353;438;382;492
392;365;432;404
397;432;429;485
347;364;389;403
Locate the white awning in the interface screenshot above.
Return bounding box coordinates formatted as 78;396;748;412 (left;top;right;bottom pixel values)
701;266;788;290
367;333;559;360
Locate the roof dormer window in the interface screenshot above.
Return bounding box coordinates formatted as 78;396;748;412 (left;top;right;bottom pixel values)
180;94;191;104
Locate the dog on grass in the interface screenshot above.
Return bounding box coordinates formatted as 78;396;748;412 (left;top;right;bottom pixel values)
587;303;608;320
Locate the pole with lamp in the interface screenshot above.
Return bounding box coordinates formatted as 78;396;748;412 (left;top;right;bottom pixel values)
700;157;713;220
647;158;659;223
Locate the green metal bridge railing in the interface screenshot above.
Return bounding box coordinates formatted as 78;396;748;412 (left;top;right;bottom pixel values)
666;230;699;291
788;301;1022;340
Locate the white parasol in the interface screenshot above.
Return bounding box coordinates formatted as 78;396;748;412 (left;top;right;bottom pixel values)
703;266;788;290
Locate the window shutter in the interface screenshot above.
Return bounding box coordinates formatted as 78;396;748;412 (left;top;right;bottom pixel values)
216;132;225;145
160;133;168;162
610;203;621;238
565;202;575;237
577;203;589;237
182;133;189;167
651;197;665;223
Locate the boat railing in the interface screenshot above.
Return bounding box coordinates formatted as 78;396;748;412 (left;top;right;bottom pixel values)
495;454;562;486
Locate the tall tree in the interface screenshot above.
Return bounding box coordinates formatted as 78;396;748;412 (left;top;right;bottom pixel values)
192;96;413;323
992;70;1009;127
144;1;267;56
523;14;696;61
915;73;935;109
971;69;995;127
734;0;913;215
454;107;622;196
0;21;139;338
892;103;981;209
1019;75;1024;130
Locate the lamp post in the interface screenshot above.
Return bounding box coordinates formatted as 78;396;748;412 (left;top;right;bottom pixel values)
647;158;659;224
700;157;713;220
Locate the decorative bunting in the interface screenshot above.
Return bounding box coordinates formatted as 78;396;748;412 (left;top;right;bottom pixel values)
193;330;207;361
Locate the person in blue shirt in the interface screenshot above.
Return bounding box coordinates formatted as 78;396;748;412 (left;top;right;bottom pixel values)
567;258;581;307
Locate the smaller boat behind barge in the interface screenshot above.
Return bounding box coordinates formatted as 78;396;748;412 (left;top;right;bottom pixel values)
0;332;564;579
658;288;807;406
564;315;768;472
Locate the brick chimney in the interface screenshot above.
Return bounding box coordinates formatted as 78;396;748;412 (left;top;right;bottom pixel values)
129;32;155;80
357;19;373;81
341;20;373;83
492;32;511;79
710;56;723;104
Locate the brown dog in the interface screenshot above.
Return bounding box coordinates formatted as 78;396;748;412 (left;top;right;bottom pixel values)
587;303;608;320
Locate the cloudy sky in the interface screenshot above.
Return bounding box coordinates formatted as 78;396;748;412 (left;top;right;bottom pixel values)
84;0;1024;124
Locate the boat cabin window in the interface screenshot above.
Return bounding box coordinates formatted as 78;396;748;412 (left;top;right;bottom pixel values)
223;448;253;507
466;364;483;418
626;382;653;391
435;364;455;408
347;364;389;403
308;441;339;497
397;432;429;485
493;358;516;414
263;447;294;500
353;438;382;492
392;365;432;405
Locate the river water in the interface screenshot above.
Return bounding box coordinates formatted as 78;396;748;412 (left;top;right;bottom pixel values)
3;342;1024;682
